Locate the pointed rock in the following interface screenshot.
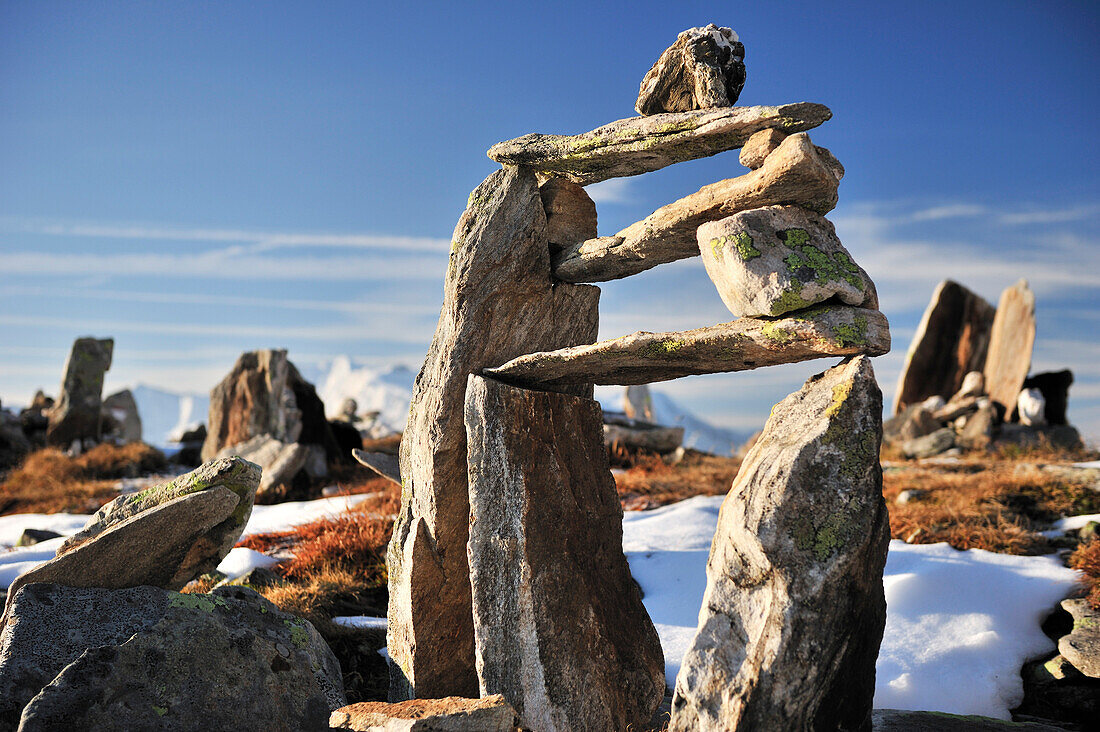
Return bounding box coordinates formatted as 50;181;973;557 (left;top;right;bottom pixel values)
100;388;142;444
488;103;831;186
553;133;843;282
486;305;889;387
983;279;1036;418
636;25;746;115
46;337;113;447
669;357;888;731
389;166;600;700
465;376;664;731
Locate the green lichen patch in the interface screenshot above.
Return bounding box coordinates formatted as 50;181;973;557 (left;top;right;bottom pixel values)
779;231;863;291
832;314;869;348
152;706;168;717
761;322;793;345
167;593;226;612
710;232;761;261
790;500;861;562
768;285;813;316
644;339;687;358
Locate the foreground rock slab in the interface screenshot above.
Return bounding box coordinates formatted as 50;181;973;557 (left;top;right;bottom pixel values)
46;337;113;448
636;24;746;115
352;449;401;486
0;584;344;731
983;278;1036;417
465;376;664;731
1059;599;1100;679
488;102;831;185
389;166;600;700
330;695;516;731
871;709;1064;731
486;305;889;387
669;356;889;731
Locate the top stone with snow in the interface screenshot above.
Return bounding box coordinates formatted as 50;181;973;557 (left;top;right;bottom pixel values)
636;24;746;115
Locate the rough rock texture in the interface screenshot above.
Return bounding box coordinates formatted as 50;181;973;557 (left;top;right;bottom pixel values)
45;337;113;447
215;434;308;493
553;132;844;282
871;709;1064;731
389;166;600;700
882;404;940;445
698;205;876;317
623;384;655;422
604;422;684;453
739;127;787;169
1059;599;1100;679
539;177;596;254
668;357;888;732
1023;370;1073;426
1;488;240;631
488;103;831;186
329;695;516;731
893;280;996;414
486;305;889;387
465;376;664;731
636;25;745;115
100;389;142;444
901;427;957;459
983;279;1037;418
2;584;343;732
352;449;401;486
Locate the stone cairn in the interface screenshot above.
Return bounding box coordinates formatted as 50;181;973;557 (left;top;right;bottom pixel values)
381;24;892;731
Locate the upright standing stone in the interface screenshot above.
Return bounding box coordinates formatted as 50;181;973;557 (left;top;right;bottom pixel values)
983;279;1036;418
389;166;600;700
624;384;655;422
893;280;995;413
635;24;746;115
46;337;113;447
465;376;664;731
669;356;888;732
100;389;142;444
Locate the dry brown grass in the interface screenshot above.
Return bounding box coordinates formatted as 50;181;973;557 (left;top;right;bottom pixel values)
1069;540;1100;610
614;451;741;510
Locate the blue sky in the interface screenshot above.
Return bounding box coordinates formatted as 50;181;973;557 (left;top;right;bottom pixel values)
2;0;1098;439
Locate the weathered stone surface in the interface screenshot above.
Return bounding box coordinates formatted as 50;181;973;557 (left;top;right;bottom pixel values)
636;25;745;115
738;127;786;169
554;132;843;282
539;177;596;254
983;279;1037;418
390;166;600;700
330;695;516;731
1059;599;1100;679
352;449;400;486
698;205;877;317
1024;369;1073;426
215;434;308;494
871;709;1064;731
3;584;343;732
45;337;113;447
465;376;664;731
893;280;996;414
882;404;940;445
488;102;831;186
486;305;889;388
668;357;888;731
605;422;684;453
902;427;956;459
99;389;142;444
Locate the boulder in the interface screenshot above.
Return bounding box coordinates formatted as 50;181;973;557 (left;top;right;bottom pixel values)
389;166;600;700
45;337;113;447
486;305;890;388
1023;370;1073;425
635;25;746;115
465;376;664;731
697;205;877;317
996;423;1082;451
983;279;1036;418
882;404;940;445
902;427;957;459
1018;388;1047;427
739;127;786;169
893;280;995;414
215;434;308;495
871;709;1064;731
330;696;516;731
553;132;844;282
100;389;142;444
668;357;888;731
623;384;655;422
1059;599;1100;679
487;102;831;185
352;449;401;486
539;178;596;254
1;583;344;732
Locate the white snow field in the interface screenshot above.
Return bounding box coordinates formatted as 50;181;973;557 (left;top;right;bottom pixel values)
0;492;1085;719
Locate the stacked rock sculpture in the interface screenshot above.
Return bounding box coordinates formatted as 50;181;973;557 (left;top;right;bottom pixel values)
387;25;891;732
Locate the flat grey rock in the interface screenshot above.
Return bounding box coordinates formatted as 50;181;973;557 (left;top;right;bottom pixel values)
352;449;400;486
1059;598;1100;679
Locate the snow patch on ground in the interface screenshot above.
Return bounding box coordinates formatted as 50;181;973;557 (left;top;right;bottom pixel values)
240;493;376;537
216;547;279;579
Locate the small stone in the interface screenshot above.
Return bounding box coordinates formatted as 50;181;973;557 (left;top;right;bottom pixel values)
1078;521;1100;543
895;489;929;505
636;25;746;115
697;205;877;318
957;401;998;450
902;427;957;459
14;529;61;547
46;337;114;448
739;128;786;169
883;405;941;445
1059;599;1100;679
604;422;684;454
920;395;947;412
352;449;400;486
956;370;986;400
539;177;596;255
983;279;1036;418
330;695;516;731
933;395;980;422
217;434;309;495
1018;388;1047;427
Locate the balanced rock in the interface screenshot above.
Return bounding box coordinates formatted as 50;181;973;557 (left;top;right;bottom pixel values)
669;357;888;731
1059;599;1100;679
893;280;995;413
330;696;516;731
954;370;985;400
553;132;844;282
45;337;113;448
636;24;746;115
1023;369;1073;426
983;279;1036;418
698;205;876;317
100;388;142;444
488;102;831;186
2;584;344;731
389;166;600;700
539;177;596;254
465;376;664;731
486;304;889;387
739;127;786;169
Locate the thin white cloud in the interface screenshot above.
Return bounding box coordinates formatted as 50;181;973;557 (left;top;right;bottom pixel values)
908;204;987;222
998;205;1100;226
585;179;633;205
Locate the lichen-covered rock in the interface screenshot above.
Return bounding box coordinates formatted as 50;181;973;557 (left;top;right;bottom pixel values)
983;279;1037;418
539;177;596;254
1059;599;1100;679
465;376;664;731
215;434;307;494
45;337;113;448
636;25;746;115
5;584;344;732
698;205;876;317
553;132;844;282
488;102;831;186
739;127;786;169
668;357;888;732
486;305;889;387
330;695;516;731
389;166;600;700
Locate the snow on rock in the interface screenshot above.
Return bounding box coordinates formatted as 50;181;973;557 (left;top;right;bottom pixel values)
128;384;209;448
216;547;280;579
316;356;415;432
332;616;388;630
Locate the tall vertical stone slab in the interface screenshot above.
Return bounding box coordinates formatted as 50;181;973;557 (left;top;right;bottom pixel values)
669;356;889;732
983;279;1036;418
893;280;995;414
389;166;600;700
46;337;113;447
464;376;664;731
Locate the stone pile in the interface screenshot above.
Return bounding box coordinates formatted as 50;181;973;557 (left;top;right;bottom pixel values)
386;24;891;732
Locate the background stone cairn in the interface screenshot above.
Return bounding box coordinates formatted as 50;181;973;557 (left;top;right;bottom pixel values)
386;24;891;731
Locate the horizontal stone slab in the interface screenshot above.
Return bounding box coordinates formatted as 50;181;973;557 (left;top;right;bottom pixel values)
488;103;831;186
352;449;400;486
485;305;890;387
